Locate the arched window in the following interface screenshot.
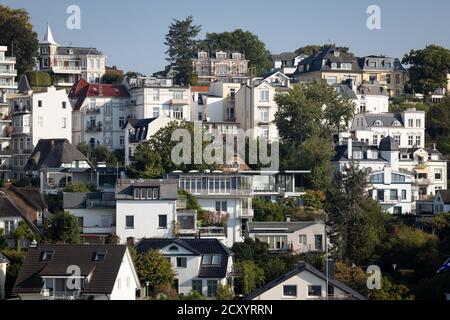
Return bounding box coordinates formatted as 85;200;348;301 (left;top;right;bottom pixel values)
392;120;401;127
373;120;383;126
168;246;179;251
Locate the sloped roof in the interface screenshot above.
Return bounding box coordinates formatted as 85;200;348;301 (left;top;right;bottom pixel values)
115;179;178;200
363;113;404;128
437;190;450;204
297;47;360;73
248;221;323;233
0;253;9;264
17;75;31;94
245;261;366;300
332;141;388;162
379;136;399;152
41;24;58;45
272;52;298;61
69;80;130;111
13;245;129;294
56;47;103;56
24;139;89;171
135;238;231;279
333;83;358;100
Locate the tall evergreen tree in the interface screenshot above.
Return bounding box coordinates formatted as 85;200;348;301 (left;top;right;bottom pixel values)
164;16;201;85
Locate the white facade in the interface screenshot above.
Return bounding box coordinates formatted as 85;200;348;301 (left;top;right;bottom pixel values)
352;109;426;149
72;94;131;150
116;200;177;243
109;248;141;300
0;256;7;300
235;72;290;142
0;46;17;93
9;87;72;178
0;93;12;179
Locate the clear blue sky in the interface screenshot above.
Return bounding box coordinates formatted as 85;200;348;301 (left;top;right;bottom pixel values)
2;0;450;75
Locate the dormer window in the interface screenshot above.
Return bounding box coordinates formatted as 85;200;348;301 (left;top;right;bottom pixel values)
333;51;340;57
216;52;227;59
94;250;107;261
331;62;338;69
392;121;401;127
202;254;221;265
198;52;207;59
168;246;179;252
41;251;54;261
232;53;241;60
373;120;383;126
369;61;377;68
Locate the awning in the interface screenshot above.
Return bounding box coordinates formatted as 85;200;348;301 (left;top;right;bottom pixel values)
414;167;430;174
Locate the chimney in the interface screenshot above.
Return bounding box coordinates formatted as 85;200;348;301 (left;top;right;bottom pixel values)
433;143;437;150
286;215;291;222
347;138;353;160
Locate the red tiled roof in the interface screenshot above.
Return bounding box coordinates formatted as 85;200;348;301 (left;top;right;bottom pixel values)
69;79;130;111
191;85;209;93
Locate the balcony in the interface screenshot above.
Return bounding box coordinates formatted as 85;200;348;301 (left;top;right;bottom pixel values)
52;66;82;74
381;198;400;205
415;178;431;186
86;198;116;208
0;82;17;88
0;114;11;121
12;126;31;135
13;105;31;114
171;97;190;105
0;69;17;76
239;208;254;218
198;226;226;236
128;135;141;144
41;289;82;301
86;122;102;132
85;107;101;114
3;57;16;62
82;226;113;234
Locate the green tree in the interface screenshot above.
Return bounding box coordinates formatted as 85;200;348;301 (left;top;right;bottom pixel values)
327;162;389;264
46;211;81;244
235;260;265;295
44;192;63;214
198;29;272;76
12;221;34;251
134;250;176;295
0;5;39;74
217;284;234;300
25;71;52;88
0;228;8;249
232;238;269;264
252;198;286;222
64;182;95;193
164;16;201;85
368;276;415;300
101;68;124;84
295;44;352;56
402;45;450;96
0;249;26;299
262;257;289;283
334;261;369;296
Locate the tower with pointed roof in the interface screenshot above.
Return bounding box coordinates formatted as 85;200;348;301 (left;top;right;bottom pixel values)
38;24;58;72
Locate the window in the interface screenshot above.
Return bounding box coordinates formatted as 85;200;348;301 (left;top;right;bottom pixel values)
158;215;167;229
94;250;107;261
260;89;269;102
198;112;203;121
125;216;134;229
408;135;414;146
308;285;322;297
134;188;140;199
261;127;269;139
120;136;124;145
352;151;363;160
41;250;54;261
38;100;42;107
207;280;218;297
331;62;338;69
153;107;160;118
152;89;160;101
260;108;269;123
408;119;414;127
211;255;221;265
392;121;401;127
215;201;227;213
415;136;421;146
4;220;15;235
77;216;84;228
326;76;337;85
373;135;378;146
402;190;407;200
314;235;323;251
217;65;228;74
119;117;125;128
62;101;67;109
299;235;307;245
173;91;184;100
369;61;377;68
435;169;443;181
341;63;352;70
192;280;203;294
392;174;406;183
393;135;401;145
62;117;67;128
386;74;391;84
416;119;421;127
390;189;398;201
283;285;297;297
373;120;383;126
176;257;187;268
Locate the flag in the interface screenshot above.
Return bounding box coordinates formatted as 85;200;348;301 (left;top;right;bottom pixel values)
437;258;450;274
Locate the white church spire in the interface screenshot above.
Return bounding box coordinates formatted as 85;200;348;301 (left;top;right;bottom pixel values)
42;23;58;45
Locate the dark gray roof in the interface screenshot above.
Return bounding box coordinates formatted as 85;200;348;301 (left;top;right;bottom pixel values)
379;136;399;152
272;52;297;61
399;148;448;161
358;83;387;96
56;46;103;56
333;83;357;100
296;47;360;74
24;139;90;171
247;221;323;234
363;113;404;128
115;179;178;200
0;253;9;264
437;190;450;204
18;75;31;93
135;238;231;279
332;141;387;162
245;261;366;300
13;245;129;295
63;192;115;209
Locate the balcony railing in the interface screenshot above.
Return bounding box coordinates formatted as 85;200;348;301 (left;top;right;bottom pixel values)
86;199;116;208
198;226;226;236
0;82;17;88
12;126;31;134
239;208;254;218
41;289;82;300
13;105;31;113
415;178;431;185
128;136;141;143
86;122;102;132
85;107;101;114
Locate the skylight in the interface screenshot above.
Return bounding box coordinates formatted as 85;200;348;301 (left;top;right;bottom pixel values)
94;250;107;261
41;250;54;262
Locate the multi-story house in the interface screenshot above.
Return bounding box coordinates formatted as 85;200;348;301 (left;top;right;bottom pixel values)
24;139;92;194
192;51;250;84
358;55;407;97
38;24;106;86
123;117;177;166
271;52;307;77
69;79;131;150
0;253;8;300
246;221;326;254
0;182;48;247
135;238;233;298
333;138;413;214
63;192;116;244
165;171;254;246
294;47;362;86
13;245;141;300
0;45;17;94
351;108;426;149
235;71;290;142
0;92;12;180
125;76;191;121
115;179;179;243
9;76;72;179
